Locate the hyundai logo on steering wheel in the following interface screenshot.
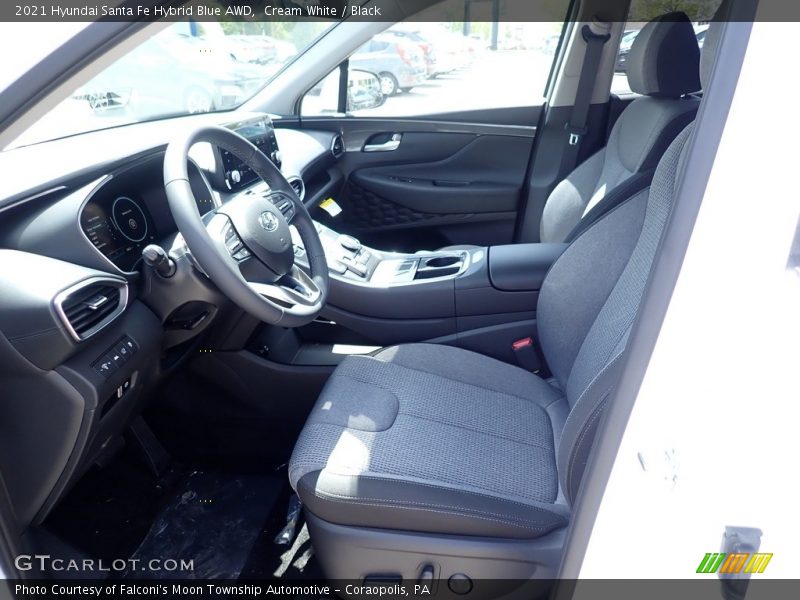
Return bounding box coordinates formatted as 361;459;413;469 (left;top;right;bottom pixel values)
258;211;279;232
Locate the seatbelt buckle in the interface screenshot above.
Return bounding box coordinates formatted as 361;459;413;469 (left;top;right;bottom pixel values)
512;337;542;373
567;125;588;146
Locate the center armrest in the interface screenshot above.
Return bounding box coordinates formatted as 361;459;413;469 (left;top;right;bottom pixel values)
488;243;568;292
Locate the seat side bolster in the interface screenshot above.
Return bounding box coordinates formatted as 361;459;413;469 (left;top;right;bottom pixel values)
556;352;624;505
298;471;569;540
540;148;607;244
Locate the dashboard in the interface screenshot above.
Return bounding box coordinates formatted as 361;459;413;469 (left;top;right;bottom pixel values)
0;110;341;531
0;110;340;281
79;159;216;272
60;115;323;274
218;117;282;191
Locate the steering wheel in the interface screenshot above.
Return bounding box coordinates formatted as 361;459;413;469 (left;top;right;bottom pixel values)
163;125;329;327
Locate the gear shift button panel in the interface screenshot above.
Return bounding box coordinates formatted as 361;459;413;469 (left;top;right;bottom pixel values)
293;221;471;284
337;234;362;253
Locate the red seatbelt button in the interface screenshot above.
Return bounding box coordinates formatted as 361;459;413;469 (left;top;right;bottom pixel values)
512;337;534;351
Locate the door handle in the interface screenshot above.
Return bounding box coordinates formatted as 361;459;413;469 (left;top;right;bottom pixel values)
363;133;402;152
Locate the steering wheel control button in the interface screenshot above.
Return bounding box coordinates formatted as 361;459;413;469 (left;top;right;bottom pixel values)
232;247;251;261
225;236;244;255
273;197;294;219
218;196;294;276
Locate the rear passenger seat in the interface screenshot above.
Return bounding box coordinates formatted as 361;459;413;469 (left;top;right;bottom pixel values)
446;12;702;250
541;12;702;243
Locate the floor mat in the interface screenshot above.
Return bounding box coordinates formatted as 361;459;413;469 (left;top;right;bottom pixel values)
43;445;179;563
126;471;282;580
240;479;324;581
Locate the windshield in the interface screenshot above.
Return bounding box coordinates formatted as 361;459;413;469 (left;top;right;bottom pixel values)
9;21;334;148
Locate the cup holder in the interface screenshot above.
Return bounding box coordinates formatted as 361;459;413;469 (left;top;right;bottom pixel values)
414;253;465;280
424;256;461;268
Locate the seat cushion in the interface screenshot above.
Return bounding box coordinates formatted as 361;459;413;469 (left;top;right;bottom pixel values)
289;344;571;539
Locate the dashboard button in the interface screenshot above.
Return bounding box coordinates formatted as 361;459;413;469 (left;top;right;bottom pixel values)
106;349;125;369
342;258;368;277
122;336;138;353
116;340;132;362
94;357;117;378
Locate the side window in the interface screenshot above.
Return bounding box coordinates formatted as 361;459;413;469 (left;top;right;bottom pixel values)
369;40;391;52
302;69;343;117
301;0;570;120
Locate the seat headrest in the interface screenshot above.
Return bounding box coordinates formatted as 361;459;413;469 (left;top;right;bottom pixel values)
626;12;701;97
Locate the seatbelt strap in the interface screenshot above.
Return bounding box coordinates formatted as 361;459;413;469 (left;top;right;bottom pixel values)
560;23;611;175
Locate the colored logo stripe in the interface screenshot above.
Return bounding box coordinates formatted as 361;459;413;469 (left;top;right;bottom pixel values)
744;553;773;574
697;553;773;574
720;553;748;574
697;553;726;573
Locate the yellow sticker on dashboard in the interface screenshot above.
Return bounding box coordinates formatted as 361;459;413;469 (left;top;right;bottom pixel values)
319;198;342;217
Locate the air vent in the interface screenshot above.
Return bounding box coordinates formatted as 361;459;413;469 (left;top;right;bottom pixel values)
54;278;128;341
288;177;305;201
331;134;345;158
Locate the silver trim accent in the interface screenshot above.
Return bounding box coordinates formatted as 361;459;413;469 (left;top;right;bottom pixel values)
248;265;321;308
85;295;110;310
330;134;345;158
364;133;402;153
53;276;129;342
287;176;305;201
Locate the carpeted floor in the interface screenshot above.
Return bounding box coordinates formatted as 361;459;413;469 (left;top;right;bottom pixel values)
41;445;321;581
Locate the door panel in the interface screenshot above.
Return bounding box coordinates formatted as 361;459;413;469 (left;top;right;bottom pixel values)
297;112;539;251
349;134;529;213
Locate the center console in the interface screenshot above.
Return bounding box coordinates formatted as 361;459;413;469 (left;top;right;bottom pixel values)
294;221;470;285
290;221;568;365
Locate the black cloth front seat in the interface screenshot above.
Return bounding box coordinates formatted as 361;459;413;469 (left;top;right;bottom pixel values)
289;19;721;581
442;12;700;251
291;120;695;552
